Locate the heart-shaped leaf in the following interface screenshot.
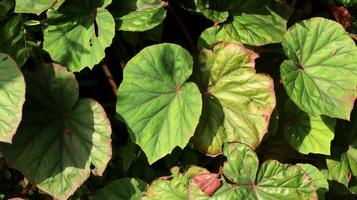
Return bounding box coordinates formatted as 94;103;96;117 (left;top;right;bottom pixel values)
93;178;148;200
280;17;357;120
116;43;202;164
1;64;112;200
110;0;166;32
14;0;65;15
193;42;276;156
0;53;25;143
207;143;317;200
283;100;336;155
43;0;115;71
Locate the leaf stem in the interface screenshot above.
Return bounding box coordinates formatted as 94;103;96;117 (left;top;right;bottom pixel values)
165;2;198;57
102;62;118;96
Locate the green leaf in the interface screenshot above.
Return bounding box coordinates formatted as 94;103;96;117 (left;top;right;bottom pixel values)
283;100;336;155
111;0;166;32
347;145;357;176
0;53;25;143
116;43;202;164
197;0;229;23
198;26;236;49
0;0;14;20
14;0;65;15
193;42;276;156
197;0;291;46
296;164;329;200
93;178;148;200
209;143;317;199
0;15;30;66
280;17;357;120
326;149;351;187
1;64;112;200
142;166;210;200
43;0;115;71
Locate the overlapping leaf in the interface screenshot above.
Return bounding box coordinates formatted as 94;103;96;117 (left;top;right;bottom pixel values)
43;0;115;71
283;100;336;155
0;53;25;143
193;42;276;156
93;178;148;200
197;0;291;46
14;0;65;14
207;143;317;199
280;17;357;120
142;166;218;199
1;64;112;200
297;164;329;200
116;43;202;164
110;0;166;32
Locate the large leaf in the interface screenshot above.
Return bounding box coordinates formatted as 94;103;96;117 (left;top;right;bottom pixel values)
193;42;276;156
110;0;166;32
1;64;112;200
283;100;336;155
0;15;30;66
14;0;64;14
280;17;357;120
43;0;115;71
0;53;25;143
198;26;236;49
208;143;317;200
197;0;291;46
116;43;202;164
93;178;148;200
296;164;329;200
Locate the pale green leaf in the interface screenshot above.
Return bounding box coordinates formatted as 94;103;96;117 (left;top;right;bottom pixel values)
15;0;65;14
0;53;25;143
111;0;166;32
43;0;115;71
283;100;336;155
93;178;148;200
197;0;228;23
116;43;202;164
193;42;276;155
280;17;357;120
347;145;357;176
1;64;112;200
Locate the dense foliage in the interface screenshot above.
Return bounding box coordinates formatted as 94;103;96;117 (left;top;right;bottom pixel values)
0;0;356;199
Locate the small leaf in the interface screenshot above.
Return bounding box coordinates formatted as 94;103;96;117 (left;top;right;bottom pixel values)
193;42;276;155
43;0;115;71
110;0;166;32
0;15;30;66
283;100;336;155
0;53;25;143
93;178;148;200
1;64;112;200
14;0;65;15
116;43;202;164
197;0;229;23
326;149;351;187
346;145;357;176
280;17;357;120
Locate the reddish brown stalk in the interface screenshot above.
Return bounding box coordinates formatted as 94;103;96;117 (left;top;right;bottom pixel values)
102;62;118;96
